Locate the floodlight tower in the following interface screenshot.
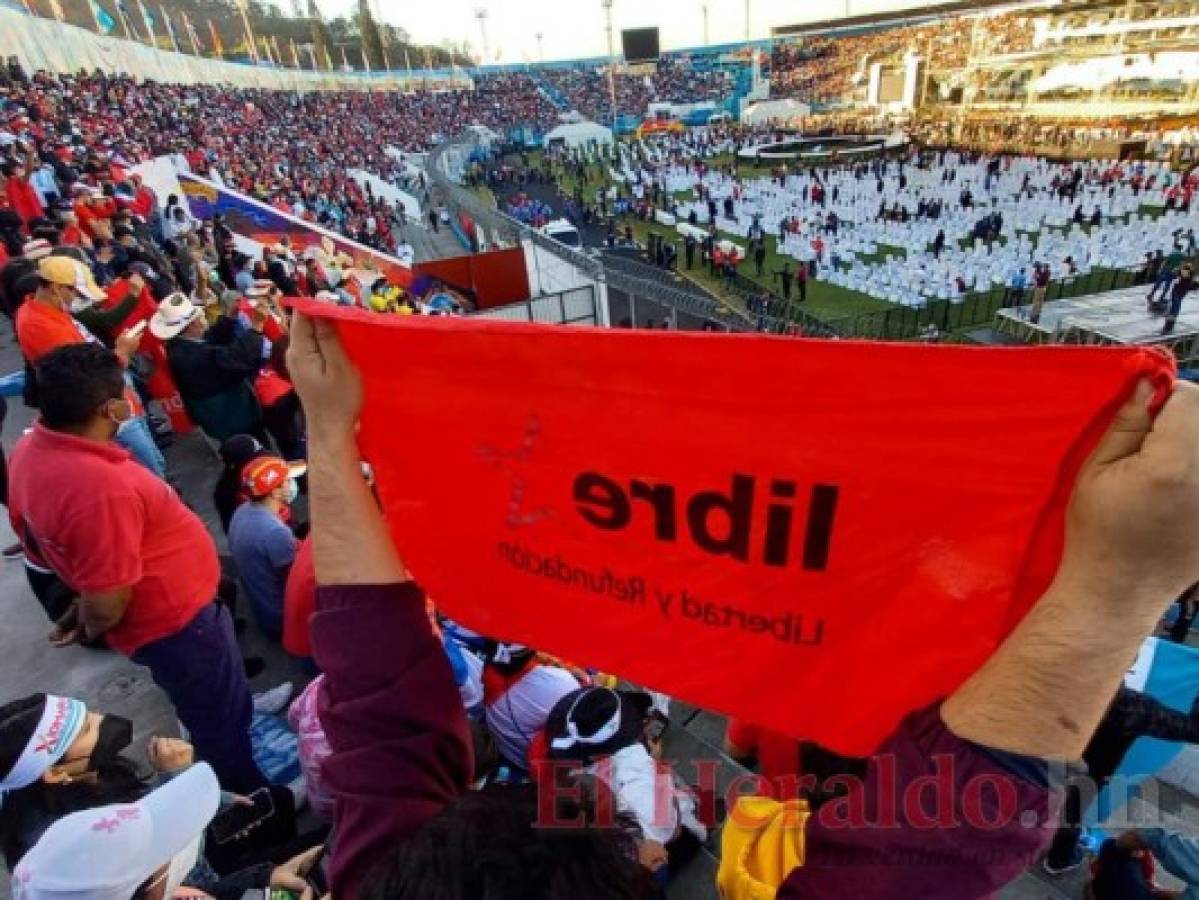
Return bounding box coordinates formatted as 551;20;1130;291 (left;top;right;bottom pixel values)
601;0;617;132
745;0;751;41
474;7;491;65
536;31;545;62
701;2;709;46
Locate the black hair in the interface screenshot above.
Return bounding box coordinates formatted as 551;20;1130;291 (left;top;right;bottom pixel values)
361;782;648;900
35;343;125;430
0;694;45;780
0;695;149;869
0;758;149;870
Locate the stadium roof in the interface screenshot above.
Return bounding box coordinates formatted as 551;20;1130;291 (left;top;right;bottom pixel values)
771;0;1046;38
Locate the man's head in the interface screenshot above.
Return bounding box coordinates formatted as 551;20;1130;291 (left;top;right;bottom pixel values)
34;343;130;439
35;257;105;313
149;293;204;341
0;694;132;792
241;456;306;509
361;782;647;900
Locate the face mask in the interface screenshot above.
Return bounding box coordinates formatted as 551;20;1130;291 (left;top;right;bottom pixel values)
88;714;132;769
281;478;299;506
70;292;98;313
164;835;203;897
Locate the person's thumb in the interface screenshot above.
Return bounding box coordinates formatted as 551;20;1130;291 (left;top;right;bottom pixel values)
272;871;309;894
1088;378;1156;467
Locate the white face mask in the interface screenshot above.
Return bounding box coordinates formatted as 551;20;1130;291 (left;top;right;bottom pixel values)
164;835;202;897
282;478;299;506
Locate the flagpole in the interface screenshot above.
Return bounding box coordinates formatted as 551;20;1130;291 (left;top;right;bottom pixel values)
208;18;223;59
139;0;157;47
160;4;179;52
117;1;133;39
88;0;102;32
234;0;259;63
181;11;200;54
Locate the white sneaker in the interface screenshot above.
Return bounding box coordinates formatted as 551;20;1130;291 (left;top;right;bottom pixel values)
252;682;294;716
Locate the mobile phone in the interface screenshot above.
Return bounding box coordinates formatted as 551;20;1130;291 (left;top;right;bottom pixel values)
209;788;274;844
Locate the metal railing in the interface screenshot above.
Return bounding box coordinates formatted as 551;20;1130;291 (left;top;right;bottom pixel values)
834;266;1144;341
474;285;601;325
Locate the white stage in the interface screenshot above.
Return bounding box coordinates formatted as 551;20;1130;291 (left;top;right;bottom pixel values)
995;285;1199;346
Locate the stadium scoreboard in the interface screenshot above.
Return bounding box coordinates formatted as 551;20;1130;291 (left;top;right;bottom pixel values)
621;27;660;63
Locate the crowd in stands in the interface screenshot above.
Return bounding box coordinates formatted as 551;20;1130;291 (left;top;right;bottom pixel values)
770;11;1031;105
540;56;731;123
0;65;561;259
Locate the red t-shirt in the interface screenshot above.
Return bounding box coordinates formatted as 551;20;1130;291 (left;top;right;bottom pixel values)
282;536;315;657
8;423;219;655
16;298;92;364
5;176;43;226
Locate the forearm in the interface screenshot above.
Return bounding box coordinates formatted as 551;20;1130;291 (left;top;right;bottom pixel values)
309;431;407;586
79;591;128;639
942;571;1164;760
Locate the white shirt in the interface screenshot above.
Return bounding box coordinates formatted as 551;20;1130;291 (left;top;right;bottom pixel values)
485;665;579;767
585;744;707;844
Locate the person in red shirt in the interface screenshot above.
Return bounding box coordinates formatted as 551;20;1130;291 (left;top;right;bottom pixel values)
7;342;267;794
56;208;91;250
2;158;43;228
128;174;157;221
16;256;164;478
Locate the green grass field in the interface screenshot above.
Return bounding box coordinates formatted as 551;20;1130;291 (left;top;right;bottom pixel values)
518;146;1168;336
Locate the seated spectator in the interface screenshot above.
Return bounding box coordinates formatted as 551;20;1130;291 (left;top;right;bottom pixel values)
228;455;306;642
545;686;707;876
483;640;580;770
213;434;269;534
0;694;143;869
12;762;323;900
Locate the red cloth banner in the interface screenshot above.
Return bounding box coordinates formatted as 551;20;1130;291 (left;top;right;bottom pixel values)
296;301;1175;754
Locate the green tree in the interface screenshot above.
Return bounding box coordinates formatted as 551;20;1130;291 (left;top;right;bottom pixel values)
306;0;333;68
357;0;385;70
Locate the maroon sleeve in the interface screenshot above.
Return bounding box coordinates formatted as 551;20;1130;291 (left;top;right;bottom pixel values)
312;582;473;900
778;705;1060;900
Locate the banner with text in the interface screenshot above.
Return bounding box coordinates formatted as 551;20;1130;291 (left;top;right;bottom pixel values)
297;302;1174;754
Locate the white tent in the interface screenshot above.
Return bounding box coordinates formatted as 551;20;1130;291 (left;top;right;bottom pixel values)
543;121;615;150
741;99;811;127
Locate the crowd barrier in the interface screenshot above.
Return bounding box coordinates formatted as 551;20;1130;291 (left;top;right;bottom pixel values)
473;285;601;325
0;9;471;92
832;266;1148;340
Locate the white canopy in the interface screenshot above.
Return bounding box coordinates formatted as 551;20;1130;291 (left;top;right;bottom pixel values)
741;99;811;127
543;121;615;149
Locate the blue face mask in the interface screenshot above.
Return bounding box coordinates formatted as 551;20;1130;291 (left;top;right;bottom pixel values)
282;478;299;506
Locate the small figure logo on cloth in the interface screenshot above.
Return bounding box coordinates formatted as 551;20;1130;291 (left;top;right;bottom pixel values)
477;416;554;530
